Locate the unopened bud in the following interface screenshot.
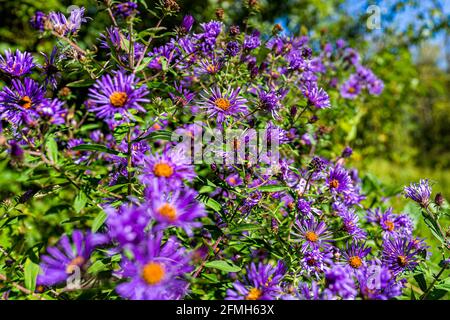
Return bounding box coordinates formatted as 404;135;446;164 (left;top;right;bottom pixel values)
215;8;225;20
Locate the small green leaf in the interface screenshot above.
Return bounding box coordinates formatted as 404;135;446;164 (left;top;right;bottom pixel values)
197;195;221;212
71;144;125;157
46;136;58;164
24;259;40;292
87;260;107;274
74;191;87;213
414;273;428;292
204;260;241;273
258;185;288;192
91;210;107;232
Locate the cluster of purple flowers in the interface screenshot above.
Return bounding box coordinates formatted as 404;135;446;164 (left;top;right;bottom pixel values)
1;3;438;301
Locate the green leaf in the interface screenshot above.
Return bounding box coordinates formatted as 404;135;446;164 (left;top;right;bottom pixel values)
414;273;428;292
87;260;107;274
24;259;40;292
46;136;58;164
197;195;221;212
91;210;107;232
71;144;125;157
204;260;241;273
73;191;87;213
137;129;173;142
66;79;95;88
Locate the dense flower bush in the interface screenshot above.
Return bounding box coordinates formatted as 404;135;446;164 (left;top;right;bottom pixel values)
0;1;448;300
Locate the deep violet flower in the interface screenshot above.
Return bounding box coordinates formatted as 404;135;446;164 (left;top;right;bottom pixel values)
404;179;432;208
291;218;333;252
0;49;35;77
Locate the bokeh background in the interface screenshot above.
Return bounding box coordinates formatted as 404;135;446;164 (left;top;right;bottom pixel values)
0;0;449;258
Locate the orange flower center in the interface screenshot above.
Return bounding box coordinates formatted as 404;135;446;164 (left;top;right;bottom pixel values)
397;255;408;267
385;221;395;232
65;256;85;274
329;179;340;189
305;231;318;242
246;287;262;300
109;91;128;108
19;96;32;109
157;203;177;221
153;162;174;177
214;98;231;111
142;262;165;285
206;64;218;73
348;256;363;269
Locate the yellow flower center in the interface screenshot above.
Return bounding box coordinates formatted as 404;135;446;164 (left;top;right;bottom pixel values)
142;262;165;285
305;231;318;242
206;64;218;73
109;91;128;108
397;255;408;267
65;256;85;274
348;256;363;269
157;203;177;221
330;179;340;189
385;221;395;232
19;96;32;109
348;87;356;93
214;98;231;111
153;162;174;177
246;287;262;300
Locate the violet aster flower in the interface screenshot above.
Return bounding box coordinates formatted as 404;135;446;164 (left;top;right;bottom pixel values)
340;75;361;99
356;261;405;300
341;146;353;158
87;71;149;123
226;174;243;186
0;78;45;125
323;265;357;299
48;7;87;36
146;181;206;236
140;148;196;188
301;82;330;109
295;282;322;300
116;233;193;300
30;11;47;31
37;230;107;286
226;41;240;57
226;261;285;300
404;179;432;208
36;98;67;125
292;218;333;252
180;15;195;33
115;2;139;18
9;139;24;161
339;209;366;241
301;249;333;278
382;237;421;276
327;165;353;194
197;86;247;124
105;204;150;249
0;49;35;77
258;89;281;117
341;242;371;270
243;30;261;50
41;47;61;88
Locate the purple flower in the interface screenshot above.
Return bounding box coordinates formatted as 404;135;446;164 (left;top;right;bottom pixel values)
295;282;322;300
301;249;333;278
197;86;247;124
37;230;107;286
258;89;281;117
341;242;371;270
340;75;361;99
200;20;222;39
48;7;87;36
226;41;240;57
226;174;243;186
0;49;35;77
87;71;149;124
30;11;47;31
327;165;353;194
382;237;421;276
341;146;353;158
404;179;432;207
106;204;150;248
339;209;366;241
301;82;330;109
180;15;195;33
356;262;405;300
243;30;261;50
298;198;312;216
146;182;206;236
116;233;192;300
226;261;285;300
292;218;333;252
323;265;357;299
36;98;67;125
40;48;61;89
0;78;45;125
141;148;196;188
